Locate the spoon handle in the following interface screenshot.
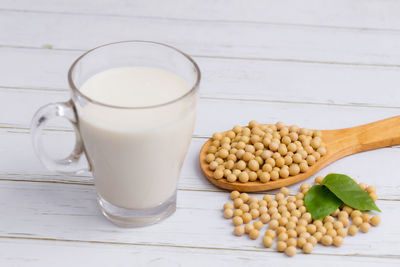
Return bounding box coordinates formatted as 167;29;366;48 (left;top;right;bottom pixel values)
355;115;400;151
325;115;400;156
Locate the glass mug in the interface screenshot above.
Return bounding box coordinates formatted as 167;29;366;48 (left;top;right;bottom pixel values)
31;41;200;227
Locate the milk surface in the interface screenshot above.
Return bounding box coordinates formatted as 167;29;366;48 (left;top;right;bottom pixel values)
77;67;196;209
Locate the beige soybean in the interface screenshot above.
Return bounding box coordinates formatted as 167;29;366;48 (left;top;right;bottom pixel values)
366;185;376;194
268;200;278;208
278;232;289;242
223;203;234;210
353;216;363;226
269;219;279;230
254;220;264;230
323;216;335;223
337;228;347;238
333;221;344;230
260;213;271;224
342;206;353;215
249;196;259;203
233;198;244;208
287;229;297;238
268;207;278;215
285;246;297;257
302;242;313;254
258;200;268;207
362;214;371;223
249;202;259;210
307;236;318;246
286;221;296;230
278;217;288;226
242;212;252;224
233;209;243;217
350;210;362;219
298;219;308;227
239;204;250;212
277;241;287;252
369;192;378;201
333;236;343;247
230;191;240;200
250;209;260;219
371;216;380;226
259;206;268;215
233;216;243;226
313;220;323;227
263;236;274;248
360;222;371;233
245;223;255;234
259;172;271;183
348;225;358;236
234;226;245;236
296;226;307;235
340;217;350;227
338;211;348;219
271;213;281;221
313;232;323;242
306;224;317;234
299;232;311;239
327;229;337;237
324;222;333;230
298;206;307;214
249;229;260;240
263;194;273;202
281;211;291;219
275;227;286;236
239;193;249;203
302;212;312;223
321;235;333;246
331;209;340;217
287;238;297;247
223;209;234;219
265;229;276;239
297;237;307;249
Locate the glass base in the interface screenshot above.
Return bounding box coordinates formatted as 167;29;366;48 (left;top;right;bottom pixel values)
97;192;176;227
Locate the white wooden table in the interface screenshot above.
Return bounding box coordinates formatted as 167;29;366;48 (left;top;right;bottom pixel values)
1;1;399;266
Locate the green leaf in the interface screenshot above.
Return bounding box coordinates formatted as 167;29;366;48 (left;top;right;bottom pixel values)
322;173;381;212
305;185;343;220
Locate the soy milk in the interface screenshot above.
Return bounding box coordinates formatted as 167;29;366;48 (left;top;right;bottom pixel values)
77;67;196;209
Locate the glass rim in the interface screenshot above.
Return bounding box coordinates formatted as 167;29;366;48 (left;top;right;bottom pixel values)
68;40;201;109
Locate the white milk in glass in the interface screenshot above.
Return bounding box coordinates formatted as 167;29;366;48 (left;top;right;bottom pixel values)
77;67;196;209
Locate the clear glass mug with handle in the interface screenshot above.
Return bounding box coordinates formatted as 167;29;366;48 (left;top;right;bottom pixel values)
30;41;200;227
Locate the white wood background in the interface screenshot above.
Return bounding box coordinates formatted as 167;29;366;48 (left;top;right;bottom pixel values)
1;1;399;266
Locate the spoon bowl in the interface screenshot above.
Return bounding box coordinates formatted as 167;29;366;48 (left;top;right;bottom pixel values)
199;116;400;192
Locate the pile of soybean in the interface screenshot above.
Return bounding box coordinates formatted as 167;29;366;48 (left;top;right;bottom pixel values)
206;121;327;183
223;176;380;257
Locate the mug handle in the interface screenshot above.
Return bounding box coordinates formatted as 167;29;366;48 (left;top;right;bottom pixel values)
30;100;90;174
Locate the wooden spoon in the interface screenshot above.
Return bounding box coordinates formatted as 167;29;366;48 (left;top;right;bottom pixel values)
199;116;400;192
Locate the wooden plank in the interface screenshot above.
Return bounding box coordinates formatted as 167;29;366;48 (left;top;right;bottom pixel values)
1;127;399;199
0;237;399;266
2;88;400;136
2;0;400;30
2;87;400;198
0;180;396;257
1;11;400;66
2;47;400;107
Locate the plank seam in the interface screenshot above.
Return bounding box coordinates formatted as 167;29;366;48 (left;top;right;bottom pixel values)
0;178;397;201
3;85;400;110
0;235;399;259
2;44;400;68
1;8;400;33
